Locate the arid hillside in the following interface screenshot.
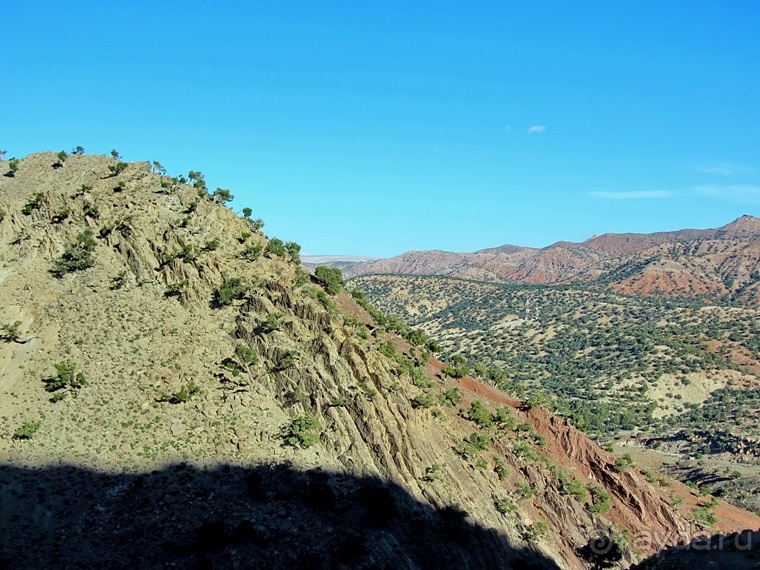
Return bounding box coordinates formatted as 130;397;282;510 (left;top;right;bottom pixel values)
349;273;760;515
1;152;758;569
346;217;760;306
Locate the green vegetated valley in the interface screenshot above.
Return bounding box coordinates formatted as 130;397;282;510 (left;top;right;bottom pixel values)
1;151;759;569
350;274;760;515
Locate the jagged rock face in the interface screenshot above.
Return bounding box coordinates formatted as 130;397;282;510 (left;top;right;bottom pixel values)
0;152;756;569
346;217;760;306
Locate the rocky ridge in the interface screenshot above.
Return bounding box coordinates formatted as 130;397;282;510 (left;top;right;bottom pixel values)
346;217;760;306
0;152;758;568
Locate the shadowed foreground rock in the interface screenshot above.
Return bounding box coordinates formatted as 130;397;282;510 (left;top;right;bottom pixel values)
0;462;558;570
631;530;760;570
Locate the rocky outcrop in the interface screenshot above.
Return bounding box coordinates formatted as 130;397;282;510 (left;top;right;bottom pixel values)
1;152;757;569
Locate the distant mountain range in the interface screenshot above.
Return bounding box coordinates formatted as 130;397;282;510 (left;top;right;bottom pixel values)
345;216;760;305
301;254;378;273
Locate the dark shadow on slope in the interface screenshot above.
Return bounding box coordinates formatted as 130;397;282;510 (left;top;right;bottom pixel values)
631;530;760;570
0;461;559;570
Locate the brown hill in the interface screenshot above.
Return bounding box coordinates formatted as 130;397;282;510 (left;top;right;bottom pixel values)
347;216;760;305
1;152;758;568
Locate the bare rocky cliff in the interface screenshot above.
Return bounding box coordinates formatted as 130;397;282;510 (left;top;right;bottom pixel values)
1;152;757;568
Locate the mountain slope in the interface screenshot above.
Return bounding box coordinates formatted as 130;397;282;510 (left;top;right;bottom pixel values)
1;152;757;568
347;217;760;305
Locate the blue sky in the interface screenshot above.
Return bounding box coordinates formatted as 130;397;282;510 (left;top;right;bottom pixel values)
3;2;759;256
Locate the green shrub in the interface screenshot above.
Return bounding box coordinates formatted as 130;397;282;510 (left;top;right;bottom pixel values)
411;393;437;409
512;439;537;462
235;345;258;366
258;312;283;333
424;464;444;482
44;362;87;393
702;495;719;509
285;241;301;265
82;202;99;218
315;266;345;295
177;244;198;261
108;162;128;176
110;270;127;291
305;286;337;314
6;159;19;176
275;353;296;371
51;207;71;223
203;237;220;251
376;341;395;359
0;321;21;343
640;468;657;483
160;383;200;404
99;223;115;238
241;243;263;261
693;506;717;527
587;484;612;514
564;477;589;502
442;355;470;378
440;388;462;408
0;208;5;222
284;414;320;448
515;481;536;500
51;230;96;276
213;277;248;307
493;456;510;480
21;192;44;215
496;496;518;515
495;406;517;430
354;324;370;339
293;268;310;287
527;391;552;409
466;400;493;428
456;431;491;458
13;420;41;440
409;366;433;389
532;432;547;447
525;521;549;542
615;453;635;472
212;188;233;204
405;327;429;347
164;281;187;297
188;171;206;190
265;238;287;257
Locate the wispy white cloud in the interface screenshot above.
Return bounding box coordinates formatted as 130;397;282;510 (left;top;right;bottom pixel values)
527;125;546;133
695;162;754;175
693;184;760;204
588;190;674;200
